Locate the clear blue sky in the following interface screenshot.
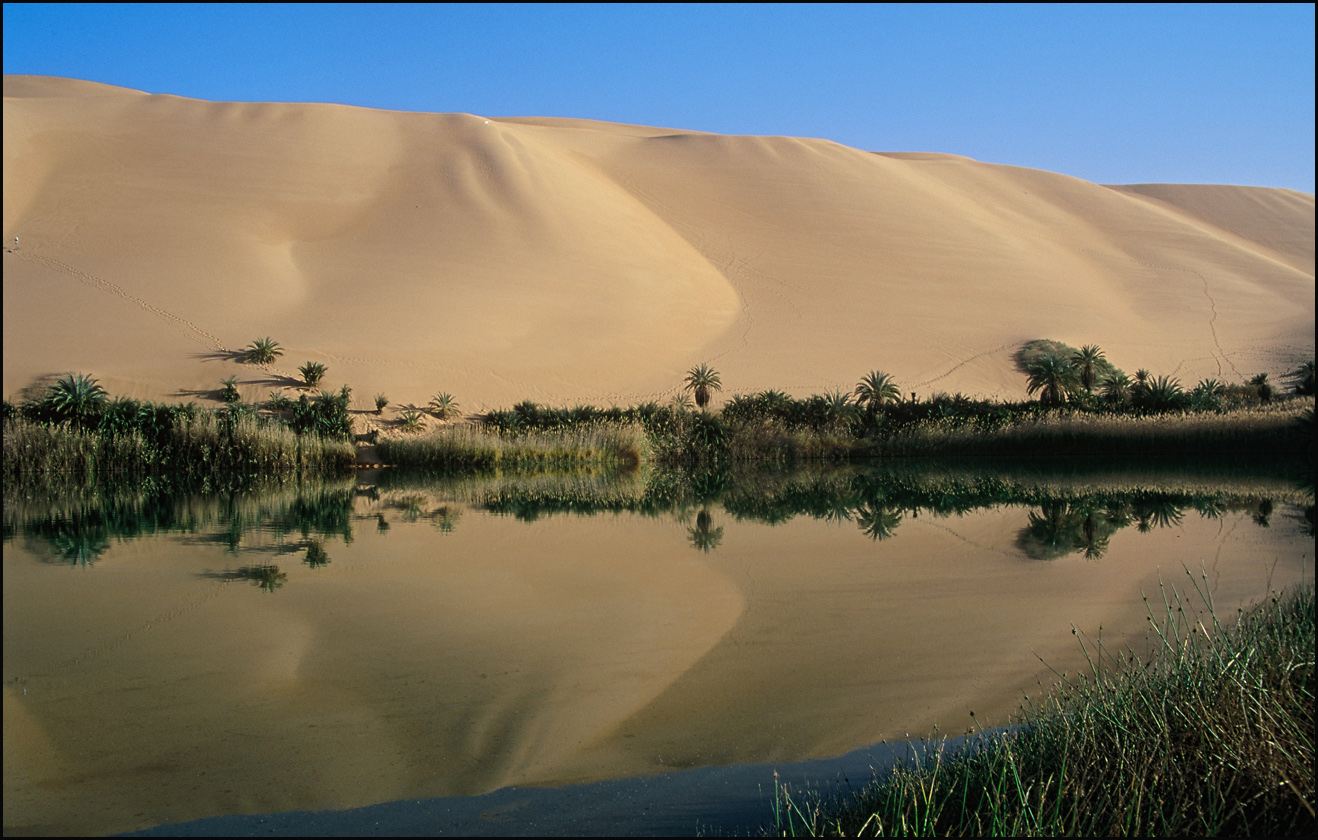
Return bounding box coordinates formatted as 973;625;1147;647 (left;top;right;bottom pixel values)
4;3;1314;191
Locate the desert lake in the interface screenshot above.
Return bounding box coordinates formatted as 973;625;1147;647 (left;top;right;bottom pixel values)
3;461;1312;835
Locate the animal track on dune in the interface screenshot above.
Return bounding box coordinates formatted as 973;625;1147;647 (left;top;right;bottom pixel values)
12;249;232;354
912;342;1017;390
1082;245;1242;379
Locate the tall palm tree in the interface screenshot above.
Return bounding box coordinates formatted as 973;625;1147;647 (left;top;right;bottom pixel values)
683;364;722;410
1250;372;1273;402
1070;345;1105;393
854;370;901;413
1025;355;1080;405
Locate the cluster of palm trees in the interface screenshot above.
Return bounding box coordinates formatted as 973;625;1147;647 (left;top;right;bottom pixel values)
1024;344;1110;405
1023;345;1309;411
684;364;903;414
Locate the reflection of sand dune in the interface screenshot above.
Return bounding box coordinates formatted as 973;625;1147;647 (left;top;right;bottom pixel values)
4;75;1312;410
1;513;746;834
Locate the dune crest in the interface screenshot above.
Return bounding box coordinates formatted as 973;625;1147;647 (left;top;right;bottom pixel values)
4;76;1313;409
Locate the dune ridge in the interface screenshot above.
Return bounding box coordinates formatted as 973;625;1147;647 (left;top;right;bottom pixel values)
4;75;1313;411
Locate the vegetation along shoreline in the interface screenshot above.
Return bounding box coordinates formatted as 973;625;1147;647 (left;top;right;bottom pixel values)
4;339;1313;486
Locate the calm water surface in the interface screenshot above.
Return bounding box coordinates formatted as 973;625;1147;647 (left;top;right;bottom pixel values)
3;464;1312;835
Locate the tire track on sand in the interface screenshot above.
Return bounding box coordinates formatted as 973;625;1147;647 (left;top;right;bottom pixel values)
11;249;232;353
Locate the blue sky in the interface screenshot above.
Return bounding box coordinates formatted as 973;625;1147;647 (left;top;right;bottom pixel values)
4;3;1314;191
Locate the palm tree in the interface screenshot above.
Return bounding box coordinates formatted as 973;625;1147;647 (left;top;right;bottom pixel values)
1070;345;1106;393
1137;375;1185;410
683;364;722;410
374;394;388;414
429;392;460;420
1289;360;1315;395
398;409;426;433
244;337;283;365
218;376;241;404
298;361;327;389
45;373;108;421
1025;355;1080;405
1250;373;1273;402
823;390;856;425
854;371;901;413
1100;371;1133;405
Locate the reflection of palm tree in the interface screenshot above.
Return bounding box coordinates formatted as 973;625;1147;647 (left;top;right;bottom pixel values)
304;540;330;568
1077;513;1111;560
48;527;112;566
1133;499;1185;532
1019;502;1080;560
855;503;902;541
820;496;854;524
1253;499;1273;528
688;508;724;553
224;564;287;593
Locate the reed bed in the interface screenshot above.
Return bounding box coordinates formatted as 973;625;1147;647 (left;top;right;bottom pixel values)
2;414;355;488
376;423;650;471
769;574;1316;837
859;402;1310;459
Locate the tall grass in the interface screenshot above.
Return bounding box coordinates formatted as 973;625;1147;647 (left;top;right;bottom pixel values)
376;423;650;471
856;401;1310;459
770;574;1316;836
3;413;355;488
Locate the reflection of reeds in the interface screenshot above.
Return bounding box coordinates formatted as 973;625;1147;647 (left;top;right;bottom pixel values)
771;578;1315;837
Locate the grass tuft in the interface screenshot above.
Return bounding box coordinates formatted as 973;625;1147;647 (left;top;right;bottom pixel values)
769;575;1315;836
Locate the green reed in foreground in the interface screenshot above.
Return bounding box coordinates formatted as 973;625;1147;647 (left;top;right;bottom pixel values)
770;573;1315;837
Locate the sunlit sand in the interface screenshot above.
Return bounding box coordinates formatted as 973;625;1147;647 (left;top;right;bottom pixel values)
3;76;1312;411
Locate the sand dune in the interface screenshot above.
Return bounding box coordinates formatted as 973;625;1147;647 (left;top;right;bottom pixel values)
4;76;1313;412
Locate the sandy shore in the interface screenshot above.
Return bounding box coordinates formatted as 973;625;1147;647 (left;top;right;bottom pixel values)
4;75;1312;416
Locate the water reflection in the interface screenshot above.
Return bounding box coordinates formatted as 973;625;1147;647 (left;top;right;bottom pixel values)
5;464;1311;569
201;563;289;592
855;503;903;541
687;508;724;553
3;460;1312;837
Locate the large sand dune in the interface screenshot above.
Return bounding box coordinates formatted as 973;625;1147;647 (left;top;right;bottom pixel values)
4;75;1313;412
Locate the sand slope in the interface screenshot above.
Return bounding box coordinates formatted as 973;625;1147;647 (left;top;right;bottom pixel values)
4;76;1313;411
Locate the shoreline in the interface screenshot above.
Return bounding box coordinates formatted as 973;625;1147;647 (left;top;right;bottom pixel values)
118;731;1010;837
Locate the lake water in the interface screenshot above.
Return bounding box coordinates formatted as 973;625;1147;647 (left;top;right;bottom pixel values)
3;462;1312;835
